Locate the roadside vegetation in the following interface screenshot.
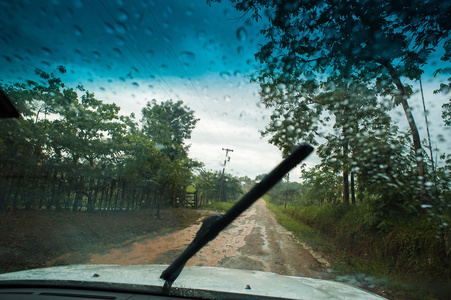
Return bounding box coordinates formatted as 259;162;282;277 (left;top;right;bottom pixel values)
200;201;235;213
0;69;244;274
0;68;243;212
1;2;450;299
214;1;451;298
264;188;450;299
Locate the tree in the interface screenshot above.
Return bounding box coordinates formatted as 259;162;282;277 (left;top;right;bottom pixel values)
214;0;451;201
0;67;209;211
141;99;199;160
259;67;391;204
299;164;341;206
442;98;451;126
195;170;243;203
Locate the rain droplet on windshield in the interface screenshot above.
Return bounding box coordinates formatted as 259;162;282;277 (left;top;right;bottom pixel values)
93;51;101;59
104;23;115;34
73;25;82;36
118;9;129;21
236;27;247;42
220;71;231;79
73;0;83;8
197;30;206;40
113;48;122;58
180;51;195;65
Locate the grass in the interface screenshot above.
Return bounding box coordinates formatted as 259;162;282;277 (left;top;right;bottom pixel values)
266;202;337;254
199;201;236;212
265;199;450;299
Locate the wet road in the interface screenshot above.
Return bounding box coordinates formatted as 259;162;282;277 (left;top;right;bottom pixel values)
89;199;330;278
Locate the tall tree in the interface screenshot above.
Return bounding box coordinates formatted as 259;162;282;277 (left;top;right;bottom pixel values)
214;0;451;201
141;99;199;160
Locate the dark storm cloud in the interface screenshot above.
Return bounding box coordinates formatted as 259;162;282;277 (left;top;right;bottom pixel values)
1;0;264;82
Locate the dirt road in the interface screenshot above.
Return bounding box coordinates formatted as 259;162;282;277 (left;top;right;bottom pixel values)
89;199;330;279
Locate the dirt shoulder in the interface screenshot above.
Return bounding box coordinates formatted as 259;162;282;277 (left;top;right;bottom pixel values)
89;199;330;279
0;208;200;273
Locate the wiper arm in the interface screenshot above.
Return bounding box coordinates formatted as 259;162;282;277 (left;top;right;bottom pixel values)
160;143;314;289
0;88;20;118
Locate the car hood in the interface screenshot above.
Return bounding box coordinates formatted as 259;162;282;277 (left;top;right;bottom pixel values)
0;264;385;299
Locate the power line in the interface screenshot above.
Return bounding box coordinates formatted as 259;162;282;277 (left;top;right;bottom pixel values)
93;0;221;147
89;1;174;101
145;5;231;146
96;0;180;99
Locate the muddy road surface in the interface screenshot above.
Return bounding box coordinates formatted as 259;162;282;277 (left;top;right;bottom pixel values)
89;199;330;279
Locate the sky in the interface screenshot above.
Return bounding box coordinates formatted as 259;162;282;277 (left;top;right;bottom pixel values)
1;0;450;181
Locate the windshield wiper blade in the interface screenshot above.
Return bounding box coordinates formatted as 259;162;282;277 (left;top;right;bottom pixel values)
160;143;314;289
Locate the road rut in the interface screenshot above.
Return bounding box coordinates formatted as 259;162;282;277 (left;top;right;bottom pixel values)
89;199;329;278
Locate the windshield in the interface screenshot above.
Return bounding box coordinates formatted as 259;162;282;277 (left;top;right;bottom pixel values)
0;1;450;299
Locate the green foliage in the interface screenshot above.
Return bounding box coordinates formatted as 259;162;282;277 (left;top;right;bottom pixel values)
265;202;332;252
298;164;341;205
442;97;451;126
218;0;450;82
219;0;451;215
261;175;308;207
271;202;450;281
200;201;235;213
194;170;243;204
141;99;199;160
0;68;202;211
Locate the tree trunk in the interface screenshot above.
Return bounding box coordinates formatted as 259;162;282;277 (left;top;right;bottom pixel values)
384;62;426;201
12;171;24;209
155;191;161;218
92;186;98;211
342;130;350;205
121;180;127;210
38;171;50;209
113;180;120;210
73;176;84;211
73;192;83;211
55;173;64;211
107;179;116;210
0;165;14;210
47;169;58;209
99;181;105;210
86;178;95;212
351;171;356;205
284;174;289;209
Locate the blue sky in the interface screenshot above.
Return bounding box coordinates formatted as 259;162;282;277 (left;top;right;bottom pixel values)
1;0;450;180
1;0;292;179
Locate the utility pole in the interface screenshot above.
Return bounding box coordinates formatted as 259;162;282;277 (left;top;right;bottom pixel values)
218;148;233;202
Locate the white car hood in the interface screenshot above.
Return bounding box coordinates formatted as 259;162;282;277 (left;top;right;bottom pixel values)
0;264;385;300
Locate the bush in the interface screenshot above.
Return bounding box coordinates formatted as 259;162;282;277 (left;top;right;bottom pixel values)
274;203;450;281
200;201;235;212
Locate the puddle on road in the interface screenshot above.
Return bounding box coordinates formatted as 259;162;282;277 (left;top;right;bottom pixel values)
89;200;332;283
188;207;256;267
89;223;201;264
89;207;257;266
